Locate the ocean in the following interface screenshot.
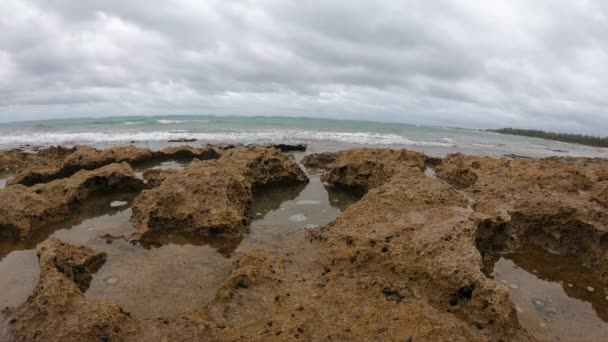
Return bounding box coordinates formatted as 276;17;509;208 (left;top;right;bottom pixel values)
1;115;607;158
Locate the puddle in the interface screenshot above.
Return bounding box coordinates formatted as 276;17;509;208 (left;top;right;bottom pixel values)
0;170;359;323
133;158;191;179
0;171;13;189
133;159;191;172
423;166;436;178
0;250;39;309
484;245;608;341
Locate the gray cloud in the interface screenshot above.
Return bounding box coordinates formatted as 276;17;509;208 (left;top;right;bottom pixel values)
0;0;607;134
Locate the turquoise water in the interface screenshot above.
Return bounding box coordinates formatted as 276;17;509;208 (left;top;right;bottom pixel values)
1;115;607;158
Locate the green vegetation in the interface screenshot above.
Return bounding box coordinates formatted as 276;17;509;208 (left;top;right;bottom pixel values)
488;128;608;148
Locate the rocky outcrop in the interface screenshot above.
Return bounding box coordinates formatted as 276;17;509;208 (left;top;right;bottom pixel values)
312;149;608;339
130;147;308;242
218;147;308;187
313;164;531;340
160;145;221;160
266;143;307;152
5;146;608;341
131;159;253;241
3;238;141;342
320;148;426;194
592;181;608;207
0;146;74;172
0;163;143;239
438;154;608;282
3;242;295;341
435;164;478;189
8;145;221;187
301;152;338;169
8;146;153;186
142;168;179;188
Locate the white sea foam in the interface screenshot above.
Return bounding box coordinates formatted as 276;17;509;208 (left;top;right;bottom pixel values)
156;120;184;124
0;130;457;148
156;119;210;124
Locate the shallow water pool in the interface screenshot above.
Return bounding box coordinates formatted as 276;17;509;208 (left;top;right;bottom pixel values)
484;245;608;341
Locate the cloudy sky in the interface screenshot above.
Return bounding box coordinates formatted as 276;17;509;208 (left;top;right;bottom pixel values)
0;0;607;134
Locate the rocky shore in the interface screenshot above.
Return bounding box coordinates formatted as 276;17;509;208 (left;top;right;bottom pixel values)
1;145;607;341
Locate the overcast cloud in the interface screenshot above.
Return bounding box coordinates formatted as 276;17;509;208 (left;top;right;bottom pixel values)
0;0;607;134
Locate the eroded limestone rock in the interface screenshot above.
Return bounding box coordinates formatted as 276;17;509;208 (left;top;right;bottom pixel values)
0;146;74;172
265;143;307;152
142;168;180;188
5;147;608;341
592;181;608;207
434;153;608;282
0;163;143;239
3;238;140;342
312;165;531;340
301;152;339;169
320;148;426;194
130;147;308;242
8;145;220;187
160;145;221;160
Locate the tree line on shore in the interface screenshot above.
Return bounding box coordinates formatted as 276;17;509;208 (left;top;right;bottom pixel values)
488;128;608;148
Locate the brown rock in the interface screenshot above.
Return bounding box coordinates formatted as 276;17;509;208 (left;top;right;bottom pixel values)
0;146;74;172
7;147;608;341
8;145;155;186
321;148;426;194
8;145;221;187
265;143;307;152
4;238;140;342
142;168;180;188
218;147;308;187
311;162;531;340
160;145;221;160
592;181;608;207
301;152;339;169
131;159;253;241
0;163;143;239
435;165;479;189
434;153;608;282
130;147;308;242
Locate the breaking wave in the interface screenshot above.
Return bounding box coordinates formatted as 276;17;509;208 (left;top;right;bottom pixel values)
0;130;456;148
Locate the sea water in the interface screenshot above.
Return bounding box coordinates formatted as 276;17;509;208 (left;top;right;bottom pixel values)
1;115;607;158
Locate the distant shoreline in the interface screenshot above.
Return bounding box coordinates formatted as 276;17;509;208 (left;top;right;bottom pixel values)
488;128;608;148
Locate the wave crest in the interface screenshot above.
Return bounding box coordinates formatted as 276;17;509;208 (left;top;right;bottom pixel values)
0;130;456;148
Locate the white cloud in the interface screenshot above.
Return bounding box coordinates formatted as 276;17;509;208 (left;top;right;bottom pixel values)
0;0;607;134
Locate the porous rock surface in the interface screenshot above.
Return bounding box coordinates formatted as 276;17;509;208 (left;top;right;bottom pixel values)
4;147;608;341
307;148;608;339
301;151;338;169
320;148;426;194
141;168;179;188
130;147;308;242
8;145;220;186
436;153;608;281
0;146;75;172
0;163;143;239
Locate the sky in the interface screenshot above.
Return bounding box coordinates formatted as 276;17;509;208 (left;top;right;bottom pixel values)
0;1;607;135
